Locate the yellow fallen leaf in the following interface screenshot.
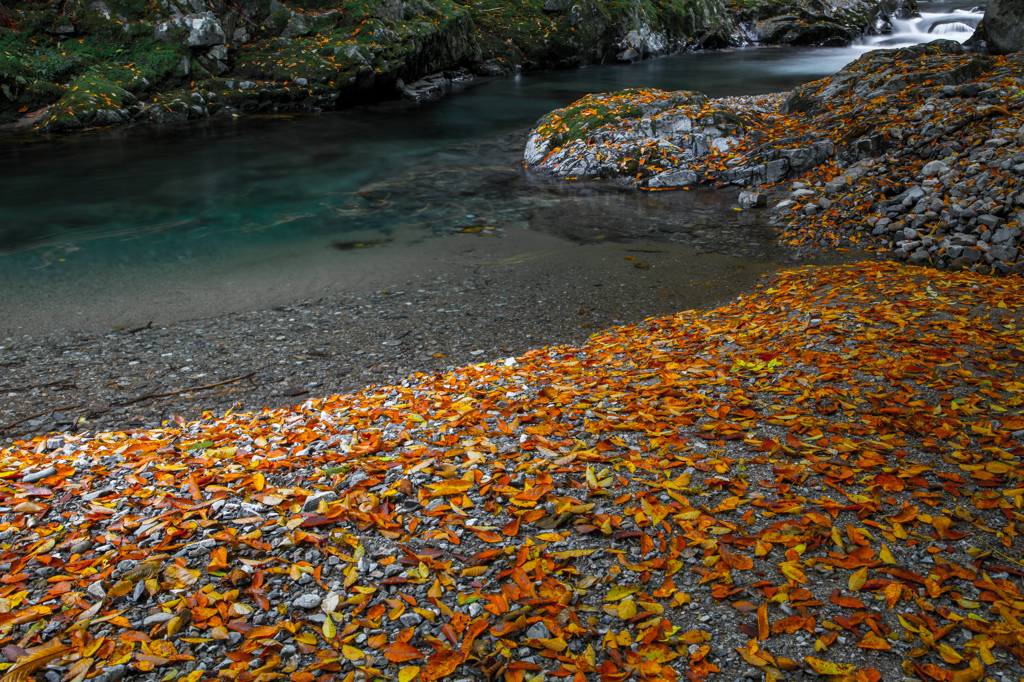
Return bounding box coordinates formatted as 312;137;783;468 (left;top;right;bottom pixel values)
848;567;867;592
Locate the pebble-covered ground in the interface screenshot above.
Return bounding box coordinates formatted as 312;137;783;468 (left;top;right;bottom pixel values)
0;261;1021;682
0;238;786;442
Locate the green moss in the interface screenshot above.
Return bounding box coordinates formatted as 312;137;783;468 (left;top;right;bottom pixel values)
537;88;707;147
38;67;134;129
0;0;732;131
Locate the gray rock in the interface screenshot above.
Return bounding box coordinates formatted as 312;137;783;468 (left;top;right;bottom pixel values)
293;593;322;609
909;248;931;264
143;612;175;627
977;214;1003;229
738;190;767;208
779;141;834;173
824;176;848;194
988;245;1018;262
23;467;56;483
921;160;949;176
962;247;983;263
302;491;338;512
526;622;551;639
992;226;1021;244
92;665;127;682
399;612;424;628
648;169;697;189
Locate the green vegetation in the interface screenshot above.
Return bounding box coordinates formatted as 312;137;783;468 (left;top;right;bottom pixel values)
534;88;707;147
0;0;858;132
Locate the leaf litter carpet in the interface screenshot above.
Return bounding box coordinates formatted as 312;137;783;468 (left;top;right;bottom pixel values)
0;261;1022;682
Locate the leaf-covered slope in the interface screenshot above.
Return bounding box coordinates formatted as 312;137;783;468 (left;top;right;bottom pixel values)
0;261;1022;682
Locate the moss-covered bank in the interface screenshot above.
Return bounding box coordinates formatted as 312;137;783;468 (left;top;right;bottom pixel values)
0;0;738;132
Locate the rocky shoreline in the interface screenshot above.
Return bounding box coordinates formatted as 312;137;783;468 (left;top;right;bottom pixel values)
0;0;916;134
523;39;1024;274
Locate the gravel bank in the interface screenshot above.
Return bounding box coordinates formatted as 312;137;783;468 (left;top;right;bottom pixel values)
1;233;796;442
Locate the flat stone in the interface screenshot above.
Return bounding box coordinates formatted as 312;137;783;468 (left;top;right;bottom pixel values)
23;467;56;483
738;190;767;208
143;612;175;627
648;169;697;189
977;214;1003;229
526;622;551;639
293;594;322;609
399;612;424;627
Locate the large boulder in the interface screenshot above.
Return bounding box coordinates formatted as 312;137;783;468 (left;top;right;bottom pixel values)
968;0;1024;55
154;12;227;47
734;0;878;46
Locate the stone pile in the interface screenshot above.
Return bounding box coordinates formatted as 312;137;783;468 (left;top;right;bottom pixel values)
524;39;1024;274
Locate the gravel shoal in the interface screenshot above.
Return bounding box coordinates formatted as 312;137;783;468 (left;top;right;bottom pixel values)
2;232;800;441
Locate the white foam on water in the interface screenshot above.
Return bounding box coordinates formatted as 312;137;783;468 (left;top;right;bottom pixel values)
857;5;984;51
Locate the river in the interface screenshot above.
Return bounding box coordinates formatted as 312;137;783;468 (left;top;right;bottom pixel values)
0;2;981;337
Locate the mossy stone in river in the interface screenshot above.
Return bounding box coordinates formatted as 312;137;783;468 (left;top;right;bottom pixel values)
39;68;136;130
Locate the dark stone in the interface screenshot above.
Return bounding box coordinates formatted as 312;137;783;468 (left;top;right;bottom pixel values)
968;0;1024;54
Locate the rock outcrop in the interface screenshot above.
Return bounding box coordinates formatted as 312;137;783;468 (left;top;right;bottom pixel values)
730;0;900;47
967;0;1024;55
524;39;1024;274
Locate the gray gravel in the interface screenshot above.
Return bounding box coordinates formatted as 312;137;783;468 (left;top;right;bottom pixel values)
2;237;814;443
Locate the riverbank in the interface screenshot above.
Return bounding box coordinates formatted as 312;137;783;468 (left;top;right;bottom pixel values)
0;0;913;134
0;260;1021;682
2;228;816;441
524;39;1024;273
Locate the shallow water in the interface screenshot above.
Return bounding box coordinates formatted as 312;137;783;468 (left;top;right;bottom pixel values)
0;2;984;336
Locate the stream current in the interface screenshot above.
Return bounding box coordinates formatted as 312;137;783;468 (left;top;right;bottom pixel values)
0;2;982;336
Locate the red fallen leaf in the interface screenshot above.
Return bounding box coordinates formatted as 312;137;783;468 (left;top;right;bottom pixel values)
772;616;815;634
856;632;891;650
385;642;424;663
711;585;744;599
757;604;769;641
2;645;27;663
738;623;759;640
502;517;519;536
245;625;279;639
731;601;757;612
208;547;229;572
422;650;464;680
830;592;866;609
473;530;504;543
300;513;337;527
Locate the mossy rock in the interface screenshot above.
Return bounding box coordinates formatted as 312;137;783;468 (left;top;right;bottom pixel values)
535;88;709;147
39;68;135;130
